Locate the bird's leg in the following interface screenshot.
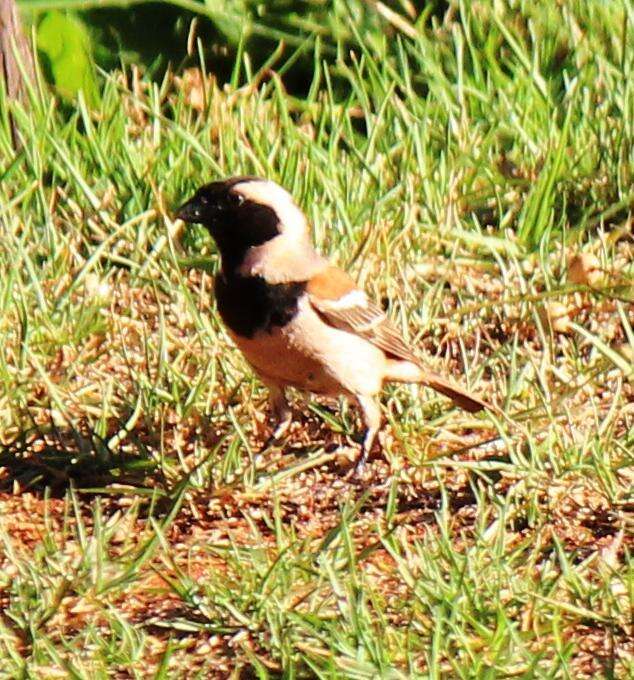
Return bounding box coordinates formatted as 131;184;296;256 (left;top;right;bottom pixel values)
260;382;292;451
353;395;382;476
270;386;292;440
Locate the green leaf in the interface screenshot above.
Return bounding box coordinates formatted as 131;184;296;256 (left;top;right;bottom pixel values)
204;0;251;46
36;11;100;107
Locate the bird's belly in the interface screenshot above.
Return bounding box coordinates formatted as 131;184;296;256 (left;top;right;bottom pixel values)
229;328;342;394
228;297;386;396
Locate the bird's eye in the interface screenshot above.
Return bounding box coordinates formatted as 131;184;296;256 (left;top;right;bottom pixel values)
228;192;245;208
199;194;209;205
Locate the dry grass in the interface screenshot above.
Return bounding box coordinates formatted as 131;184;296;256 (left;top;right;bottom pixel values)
1;235;631;676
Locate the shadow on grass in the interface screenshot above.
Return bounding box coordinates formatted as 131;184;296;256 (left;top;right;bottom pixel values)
0;416;162;497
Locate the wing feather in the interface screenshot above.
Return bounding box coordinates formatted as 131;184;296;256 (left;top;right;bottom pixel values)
316;299;418;363
306;267;419;363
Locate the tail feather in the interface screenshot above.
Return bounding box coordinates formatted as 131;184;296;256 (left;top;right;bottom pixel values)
384;360;490;413
423;372;490;413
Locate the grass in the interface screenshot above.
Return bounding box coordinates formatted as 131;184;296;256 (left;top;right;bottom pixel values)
0;0;632;676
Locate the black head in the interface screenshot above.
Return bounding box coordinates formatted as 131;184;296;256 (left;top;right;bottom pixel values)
176;176;282;269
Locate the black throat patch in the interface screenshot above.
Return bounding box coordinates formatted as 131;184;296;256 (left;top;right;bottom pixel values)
213;202;281;272
215;274;307;338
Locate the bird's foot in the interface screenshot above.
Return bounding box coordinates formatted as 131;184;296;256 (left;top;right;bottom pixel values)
338;443;371;481
259;411;293;453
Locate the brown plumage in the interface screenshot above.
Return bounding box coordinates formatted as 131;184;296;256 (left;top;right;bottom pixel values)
177;177;492;473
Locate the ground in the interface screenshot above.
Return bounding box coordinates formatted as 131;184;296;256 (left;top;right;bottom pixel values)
0;243;631;676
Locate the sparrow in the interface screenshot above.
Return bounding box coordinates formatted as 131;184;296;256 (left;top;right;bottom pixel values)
176;176;490;472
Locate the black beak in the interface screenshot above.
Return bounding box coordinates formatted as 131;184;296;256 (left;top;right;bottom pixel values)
175;197;202;223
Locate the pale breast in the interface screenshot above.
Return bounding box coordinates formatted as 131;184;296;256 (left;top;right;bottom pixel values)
230;295;387;397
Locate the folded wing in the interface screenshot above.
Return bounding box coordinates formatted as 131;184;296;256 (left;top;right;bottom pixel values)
306;266;418;363
306;266;490;413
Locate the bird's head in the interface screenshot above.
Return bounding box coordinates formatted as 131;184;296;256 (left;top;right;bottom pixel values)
176;177;308;268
